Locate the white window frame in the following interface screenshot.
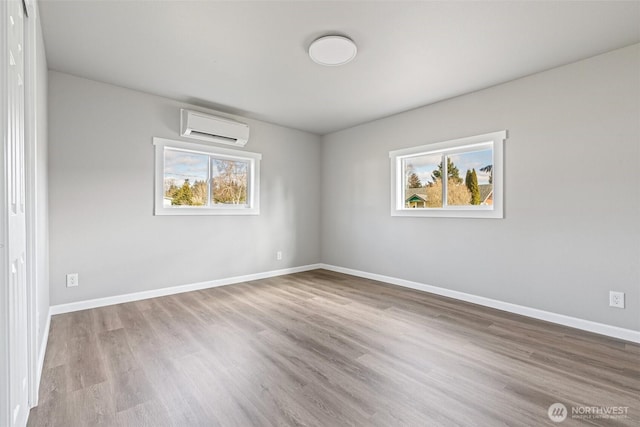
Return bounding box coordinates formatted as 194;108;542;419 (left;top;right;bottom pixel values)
390;130;506;218
153;137;261;215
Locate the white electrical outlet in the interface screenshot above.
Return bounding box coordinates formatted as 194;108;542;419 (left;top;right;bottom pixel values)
66;273;79;288
609;291;625;308
276;251;282;261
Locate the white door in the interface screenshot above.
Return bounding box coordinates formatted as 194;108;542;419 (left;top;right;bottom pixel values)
5;0;29;425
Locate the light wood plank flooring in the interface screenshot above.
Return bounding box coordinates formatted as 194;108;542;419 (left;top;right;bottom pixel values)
28;270;639;426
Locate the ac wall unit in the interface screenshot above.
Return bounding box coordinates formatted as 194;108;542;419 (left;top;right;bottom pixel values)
180;109;250;147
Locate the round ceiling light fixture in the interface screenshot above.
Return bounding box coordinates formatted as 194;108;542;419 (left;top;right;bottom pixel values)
308;35;357;66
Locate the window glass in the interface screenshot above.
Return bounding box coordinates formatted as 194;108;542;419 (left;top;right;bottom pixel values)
446;148;493;206
163;149;209;207
211;158;249;206
403;154;442;208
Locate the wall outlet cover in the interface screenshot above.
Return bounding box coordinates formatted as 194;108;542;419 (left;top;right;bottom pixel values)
609;291;625;309
66;273;79;288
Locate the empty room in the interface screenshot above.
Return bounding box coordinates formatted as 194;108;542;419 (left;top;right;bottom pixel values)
1;0;639;426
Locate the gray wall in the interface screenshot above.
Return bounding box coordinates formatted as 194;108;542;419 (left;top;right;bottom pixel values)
35;7;49;351
48;71;321;305
321;44;640;331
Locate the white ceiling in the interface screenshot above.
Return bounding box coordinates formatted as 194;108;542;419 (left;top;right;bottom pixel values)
39;1;640;135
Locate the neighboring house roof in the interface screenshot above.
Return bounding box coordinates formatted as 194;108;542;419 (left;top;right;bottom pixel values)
406;187;427;202
406;193;427;202
479;184;493;203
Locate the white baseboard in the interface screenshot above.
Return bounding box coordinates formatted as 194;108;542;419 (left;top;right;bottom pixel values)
50;264;323;315
35;308;51;402
47;262;640;343
29;307;51;411
319;264;640;344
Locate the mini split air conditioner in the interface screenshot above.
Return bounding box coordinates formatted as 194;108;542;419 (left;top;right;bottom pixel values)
180;109;250;147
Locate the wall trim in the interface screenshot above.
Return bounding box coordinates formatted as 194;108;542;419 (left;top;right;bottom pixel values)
50;264;323;315
33;307;51;407
319;264;640;344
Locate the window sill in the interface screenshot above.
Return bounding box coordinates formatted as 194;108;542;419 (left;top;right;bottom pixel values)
154;207;260;216
391;207;503;219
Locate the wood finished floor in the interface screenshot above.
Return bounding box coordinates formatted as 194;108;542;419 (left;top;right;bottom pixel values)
28;270;639;427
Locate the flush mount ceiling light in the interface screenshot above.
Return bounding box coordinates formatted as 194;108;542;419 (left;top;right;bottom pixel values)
308;35;357;66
